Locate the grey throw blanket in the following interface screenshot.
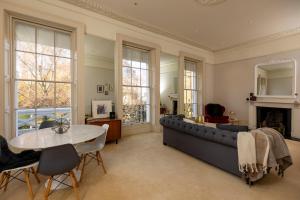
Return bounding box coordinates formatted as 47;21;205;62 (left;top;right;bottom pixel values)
259;128;293;175
242;128;292;182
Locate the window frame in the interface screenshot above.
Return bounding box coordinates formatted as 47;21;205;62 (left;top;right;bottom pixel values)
10;18;76;136
121;45;152;125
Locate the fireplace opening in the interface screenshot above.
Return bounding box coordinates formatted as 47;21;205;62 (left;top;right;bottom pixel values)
256;107;291;138
172;100;178;115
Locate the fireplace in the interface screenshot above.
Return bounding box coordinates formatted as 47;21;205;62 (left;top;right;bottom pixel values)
172;100;178;115
256;107;292;138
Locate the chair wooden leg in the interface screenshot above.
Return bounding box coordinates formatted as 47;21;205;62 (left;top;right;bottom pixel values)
79;154;87;182
69;171;80;200
44;177;53;200
31;167;40;183
77;154;83;170
0;172;5;188
98;152;107;174
4;171;11;191
24;169;34;200
95;151;100;166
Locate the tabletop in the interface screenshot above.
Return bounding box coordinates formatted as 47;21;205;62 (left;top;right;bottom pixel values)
10;125;105;150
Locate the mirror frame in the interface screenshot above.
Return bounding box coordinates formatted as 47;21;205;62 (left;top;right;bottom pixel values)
254;59;297;98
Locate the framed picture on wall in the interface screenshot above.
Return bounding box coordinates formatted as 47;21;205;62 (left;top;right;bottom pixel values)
97;85;104;93
92;100;112;118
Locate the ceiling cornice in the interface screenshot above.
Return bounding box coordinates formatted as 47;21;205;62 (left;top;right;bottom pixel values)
215;26;300;53
59;0;300;54
194;0;226;6
59;0;212;51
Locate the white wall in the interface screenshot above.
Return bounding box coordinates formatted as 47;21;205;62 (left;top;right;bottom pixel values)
214;49;300;124
84;66;114;116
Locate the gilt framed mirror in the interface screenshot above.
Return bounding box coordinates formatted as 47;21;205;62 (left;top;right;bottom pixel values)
254;59;297;98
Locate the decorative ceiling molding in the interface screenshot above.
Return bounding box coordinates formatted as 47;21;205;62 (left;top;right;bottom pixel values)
215;26;300;52
194;0;226;6
59;0;300;53
59;0;212;51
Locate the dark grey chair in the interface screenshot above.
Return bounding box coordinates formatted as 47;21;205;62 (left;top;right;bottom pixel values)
38;144;80;200
39;121;57;130
0;135;40;200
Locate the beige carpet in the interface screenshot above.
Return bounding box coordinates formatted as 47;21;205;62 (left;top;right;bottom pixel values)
2;132;300;200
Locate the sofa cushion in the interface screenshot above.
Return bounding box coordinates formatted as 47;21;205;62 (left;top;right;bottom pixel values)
216;124;249;132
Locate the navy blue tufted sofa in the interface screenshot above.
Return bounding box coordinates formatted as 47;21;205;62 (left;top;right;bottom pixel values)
160;115;242;177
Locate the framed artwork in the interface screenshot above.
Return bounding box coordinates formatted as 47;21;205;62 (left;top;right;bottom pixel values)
92;100;112;118
97;85;104;93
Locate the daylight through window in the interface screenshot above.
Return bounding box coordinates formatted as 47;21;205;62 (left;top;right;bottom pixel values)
13;20;73;136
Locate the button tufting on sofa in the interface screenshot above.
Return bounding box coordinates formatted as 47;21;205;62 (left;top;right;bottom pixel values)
160;115;238;148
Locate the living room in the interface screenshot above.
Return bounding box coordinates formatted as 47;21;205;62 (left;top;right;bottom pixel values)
0;0;300;200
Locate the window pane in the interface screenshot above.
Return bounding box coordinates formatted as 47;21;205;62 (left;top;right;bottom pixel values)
123;86;132;105
144;105;150;122
122;47;131;67
16;109;36;135
132;87;141;105
37;28;54;55
56;107;71;121
56;83;71;107
56;57;71;82
141;53;149;69
15;22;35;52
37;55;54;81
36;82;54;107
122;67;131;85
55;32;71;58
132;50;141;68
142;88;150;104
132;60;140;68
16;52;36;80
36;108;55;128
132;68;141;86
141;70;149;86
185;76;191;89
16;81;35;109
192;91;198;103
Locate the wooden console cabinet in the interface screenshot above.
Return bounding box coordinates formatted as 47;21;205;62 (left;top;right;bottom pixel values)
86;118;121;144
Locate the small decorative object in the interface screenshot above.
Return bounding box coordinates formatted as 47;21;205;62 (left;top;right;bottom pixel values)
104;91;109;95
97;85;104;93
109;84;113;91
249;92;257;101
109;112;116;119
92;100;112;118
229;111;235;120
51;118;70;134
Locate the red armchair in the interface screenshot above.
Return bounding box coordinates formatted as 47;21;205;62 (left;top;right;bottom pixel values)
204;104;229;123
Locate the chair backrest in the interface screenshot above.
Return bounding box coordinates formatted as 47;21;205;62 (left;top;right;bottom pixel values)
0;135;10;165
205;104;225;117
93;124;109;150
38;144;80;176
39;120;57;129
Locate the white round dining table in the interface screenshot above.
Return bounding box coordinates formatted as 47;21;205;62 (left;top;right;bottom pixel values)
10;124;105;150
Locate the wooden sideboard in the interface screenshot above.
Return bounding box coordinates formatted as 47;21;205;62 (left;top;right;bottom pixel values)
86;118;121;144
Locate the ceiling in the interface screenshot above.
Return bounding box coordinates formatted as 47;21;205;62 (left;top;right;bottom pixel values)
62;0;300;52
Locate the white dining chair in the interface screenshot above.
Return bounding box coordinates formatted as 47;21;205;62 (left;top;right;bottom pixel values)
76;124;109;181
